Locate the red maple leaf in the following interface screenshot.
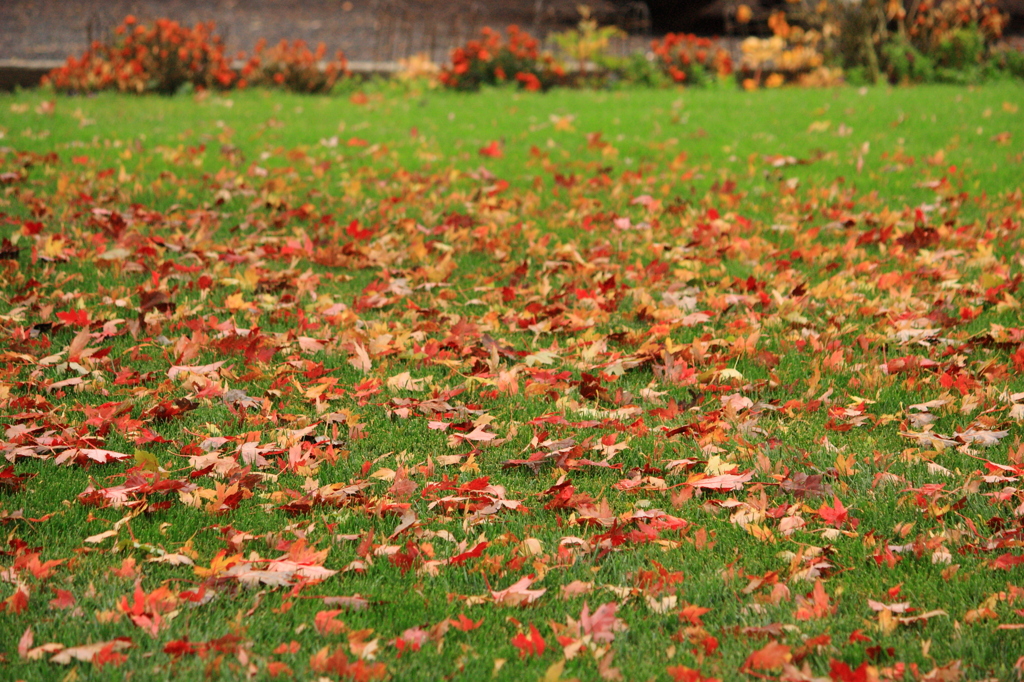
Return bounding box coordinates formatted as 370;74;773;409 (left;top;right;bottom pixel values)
510;623;545;658
992;553;1024;570
93;641;128;669
163;639;197;658
2;587;30;614
448;541;489;566
0;466;34;493
345;219;374;241
388;540;421;575
848;629;872;643
829;659;871;682
49;588;76;610
479;141;503;158
817;495;851;527
56;309;90;326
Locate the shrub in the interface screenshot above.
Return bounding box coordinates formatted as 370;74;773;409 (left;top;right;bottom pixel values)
439;26;563;91
737;13;834;89
241;39;347;93
619;52;672;87
550;6;625;77
991;45;1024;79
782;0;1011;83
650;33;733;86
45;15;237;94
880;34;937;82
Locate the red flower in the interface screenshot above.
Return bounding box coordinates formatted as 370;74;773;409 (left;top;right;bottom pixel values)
516;71;541;91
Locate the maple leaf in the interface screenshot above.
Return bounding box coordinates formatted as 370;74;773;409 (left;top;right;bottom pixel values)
741;641;792;673
679;603;711;626
308;645;387;680
598;652;623;681
828;660;872;682
867;599;913;613
561;580;594;600
93;641;129;670
992;553;1024;570
55;447;134;466
450;614;484;631
273;641;302;655
510;623;546;658
687;470;755;492
667;665;721;682
50;638;134;665
0;465;35;493
17;627;33;659
267;661;293;678
14;551;64;579
320;595;372;611
816;495;851;527
448;541;489;566
56;308;90;327
794;579;835;620
580;601;627;643
491;574;547;607
479;141;503;158
576;498;618;527
2;586;30;614
194;550;244;578
163;639;197;658
780;472;828;499
118;583;177;637
49;588;76;610
315;609;347;635
394;626;429;654
386;540;421;575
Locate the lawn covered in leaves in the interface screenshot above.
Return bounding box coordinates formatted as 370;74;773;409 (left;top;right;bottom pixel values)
1;82;1024;681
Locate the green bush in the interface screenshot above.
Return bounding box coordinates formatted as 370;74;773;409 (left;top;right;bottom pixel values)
993;45;1024;78
935;26;986;70
620;52;671;87
881;35;936;83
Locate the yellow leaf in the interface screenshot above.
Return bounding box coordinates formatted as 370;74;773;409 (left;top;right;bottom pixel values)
224;291;247;311
746;523;776;543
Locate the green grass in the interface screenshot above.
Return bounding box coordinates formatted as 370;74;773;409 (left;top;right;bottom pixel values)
0;80;1023;681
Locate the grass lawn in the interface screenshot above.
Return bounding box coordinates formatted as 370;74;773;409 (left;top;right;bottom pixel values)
1;80;1024;681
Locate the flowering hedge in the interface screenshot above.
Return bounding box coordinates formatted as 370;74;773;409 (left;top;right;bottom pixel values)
42;8;1024;96
45;16;237;94
650;33;733;85
438;26;564;91
241;39;347;93
45;16;347;95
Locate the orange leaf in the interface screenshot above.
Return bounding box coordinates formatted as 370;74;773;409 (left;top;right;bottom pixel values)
741;640;791;672
449;614;483;632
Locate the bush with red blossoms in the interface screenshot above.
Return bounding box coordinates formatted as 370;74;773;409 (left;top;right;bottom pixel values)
45;16;349;95
45;16;238;94
439;26;563;91
241;39;347;94
650;33;734;86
